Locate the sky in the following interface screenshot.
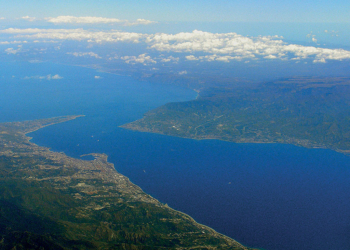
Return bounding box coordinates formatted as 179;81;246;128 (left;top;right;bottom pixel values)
1;0;350;23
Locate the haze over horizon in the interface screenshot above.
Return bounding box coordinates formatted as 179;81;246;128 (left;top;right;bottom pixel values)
1;2;350;83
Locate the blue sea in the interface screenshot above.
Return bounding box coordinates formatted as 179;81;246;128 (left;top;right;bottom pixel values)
1;60;350;250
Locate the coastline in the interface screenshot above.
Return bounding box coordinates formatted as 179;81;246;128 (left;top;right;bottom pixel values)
120;122;350;156
0;116;257;250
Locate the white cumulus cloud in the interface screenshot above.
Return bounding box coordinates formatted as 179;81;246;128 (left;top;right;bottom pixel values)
147;30;350;63
160;56;179;63
51;74;63;79
0;28;145;43
121;54;156;65
1;28;350;63
125;19;157;26
22;16;37;22
313;58;326;63
307;32;319;44
185;55;198;61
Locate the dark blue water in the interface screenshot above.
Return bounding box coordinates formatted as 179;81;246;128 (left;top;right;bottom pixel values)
1;61;350;250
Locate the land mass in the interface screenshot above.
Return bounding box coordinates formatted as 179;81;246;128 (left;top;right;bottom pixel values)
0;116;256;249
122;77;350;154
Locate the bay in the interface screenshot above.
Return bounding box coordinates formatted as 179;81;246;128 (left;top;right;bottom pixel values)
1;60;350;250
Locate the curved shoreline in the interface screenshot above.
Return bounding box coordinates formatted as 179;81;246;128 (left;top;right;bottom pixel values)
1;116;258;250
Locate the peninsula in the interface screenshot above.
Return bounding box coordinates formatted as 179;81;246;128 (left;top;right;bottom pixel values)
122;77;350;154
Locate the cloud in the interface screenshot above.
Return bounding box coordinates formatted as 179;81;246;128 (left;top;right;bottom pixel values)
324;30;339;37
0;40;27;45
22;16;37;22
23;74;63;80
283;45;350;61
307;32;318;44
264;55;277;59
313;58;326;63
108;55;119;60
0;28;84;34
147;30;350;63
47;16;123;24
33;40;59;44
160;56;179;63
67;51;102;59
51;74;63;79
215;55;242;62
121;54;156;65
0;28;144;43
5;47;21;54
2;28;350;63
185;55;198;61
146;30;261;56
46;16;156;26
306;32;313;38
186;54;242;62
125;19;157;26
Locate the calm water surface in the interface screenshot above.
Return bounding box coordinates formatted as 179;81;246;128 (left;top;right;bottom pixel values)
1;61;350;250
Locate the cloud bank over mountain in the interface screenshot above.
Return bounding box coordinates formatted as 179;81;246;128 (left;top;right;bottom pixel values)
2;28;350;64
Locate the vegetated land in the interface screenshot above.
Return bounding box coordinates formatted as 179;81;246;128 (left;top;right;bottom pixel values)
122;77;350;154
0;116;256;250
